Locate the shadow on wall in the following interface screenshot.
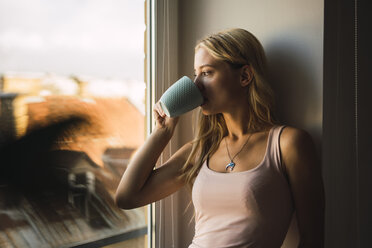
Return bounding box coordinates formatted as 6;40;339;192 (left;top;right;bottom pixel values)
265;36;322;248
266;37;322;150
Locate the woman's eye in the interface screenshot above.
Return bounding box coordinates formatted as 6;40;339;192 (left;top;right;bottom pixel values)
194;70;212;78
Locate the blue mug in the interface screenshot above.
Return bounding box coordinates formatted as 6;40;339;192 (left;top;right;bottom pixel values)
159;76;203;117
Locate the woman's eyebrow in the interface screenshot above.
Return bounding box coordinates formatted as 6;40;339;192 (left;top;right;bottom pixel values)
194;64;215;71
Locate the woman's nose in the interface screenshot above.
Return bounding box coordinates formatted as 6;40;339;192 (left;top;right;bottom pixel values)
194;76;204;91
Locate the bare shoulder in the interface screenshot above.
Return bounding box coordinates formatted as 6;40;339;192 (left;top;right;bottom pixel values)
280;126;313;149
279;126;318;170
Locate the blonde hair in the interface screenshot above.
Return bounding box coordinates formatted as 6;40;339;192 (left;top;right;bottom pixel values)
180;28;276;189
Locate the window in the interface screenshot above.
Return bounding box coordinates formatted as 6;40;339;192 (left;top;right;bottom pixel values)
0;0;148;247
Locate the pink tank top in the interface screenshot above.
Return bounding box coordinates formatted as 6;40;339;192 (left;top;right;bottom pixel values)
190;126;294;248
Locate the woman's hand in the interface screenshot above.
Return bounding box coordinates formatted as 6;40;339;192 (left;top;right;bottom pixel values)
153;102;179;133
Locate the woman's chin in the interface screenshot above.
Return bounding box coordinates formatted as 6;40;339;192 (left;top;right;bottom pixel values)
200;101;222;115
200;106;216;116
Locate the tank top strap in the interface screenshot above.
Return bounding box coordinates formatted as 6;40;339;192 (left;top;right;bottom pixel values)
267;125;288;178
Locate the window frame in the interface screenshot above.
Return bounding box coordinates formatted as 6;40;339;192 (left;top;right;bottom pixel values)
146;0;181;247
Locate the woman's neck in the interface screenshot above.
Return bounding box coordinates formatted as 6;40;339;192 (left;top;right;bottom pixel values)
223;110;252;140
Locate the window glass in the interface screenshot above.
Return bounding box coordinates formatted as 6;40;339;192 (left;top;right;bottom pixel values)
0;0;147;247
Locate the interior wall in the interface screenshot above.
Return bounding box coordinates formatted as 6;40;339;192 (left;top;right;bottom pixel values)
175;0;324;247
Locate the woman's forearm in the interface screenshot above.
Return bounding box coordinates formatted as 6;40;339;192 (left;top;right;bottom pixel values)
115;126;173;208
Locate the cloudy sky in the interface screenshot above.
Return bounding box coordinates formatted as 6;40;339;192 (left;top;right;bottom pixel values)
0;0;145;81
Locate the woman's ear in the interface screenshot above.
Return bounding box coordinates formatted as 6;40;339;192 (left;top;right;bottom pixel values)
240;65;254;87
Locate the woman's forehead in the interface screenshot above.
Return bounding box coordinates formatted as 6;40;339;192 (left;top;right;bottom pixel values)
194;47;221;69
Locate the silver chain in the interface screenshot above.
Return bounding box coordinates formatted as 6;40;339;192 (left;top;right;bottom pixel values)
225;133;253;163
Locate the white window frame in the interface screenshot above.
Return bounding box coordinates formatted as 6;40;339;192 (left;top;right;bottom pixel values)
146;0;181;247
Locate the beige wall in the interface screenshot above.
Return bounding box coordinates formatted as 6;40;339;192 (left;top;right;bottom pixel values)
174;0;324;247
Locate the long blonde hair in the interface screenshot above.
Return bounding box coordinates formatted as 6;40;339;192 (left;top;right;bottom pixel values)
180;28;276;189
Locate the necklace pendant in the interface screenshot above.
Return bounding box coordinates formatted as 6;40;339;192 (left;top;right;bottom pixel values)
225;161;235;171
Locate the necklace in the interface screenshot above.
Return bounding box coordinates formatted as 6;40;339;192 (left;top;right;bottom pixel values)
225;133;253;171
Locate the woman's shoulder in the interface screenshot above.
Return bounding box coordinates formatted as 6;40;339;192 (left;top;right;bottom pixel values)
278;125;317;168
279;126;315;156
279;125;311;142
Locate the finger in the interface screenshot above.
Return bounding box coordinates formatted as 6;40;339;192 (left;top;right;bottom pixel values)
154;102;166;117
153;103;166;127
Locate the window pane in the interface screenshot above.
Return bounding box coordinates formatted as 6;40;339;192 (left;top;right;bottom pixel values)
0;1;147;247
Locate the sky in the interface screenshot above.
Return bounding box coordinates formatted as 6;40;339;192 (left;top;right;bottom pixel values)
0;0;145;81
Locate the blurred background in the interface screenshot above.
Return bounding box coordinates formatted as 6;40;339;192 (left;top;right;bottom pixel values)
0;0;148;247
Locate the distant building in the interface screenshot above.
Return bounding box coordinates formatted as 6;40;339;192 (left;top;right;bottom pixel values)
0;72;146;247
0;72;145;166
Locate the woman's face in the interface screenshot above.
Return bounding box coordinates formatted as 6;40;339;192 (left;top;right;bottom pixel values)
194;47;245;115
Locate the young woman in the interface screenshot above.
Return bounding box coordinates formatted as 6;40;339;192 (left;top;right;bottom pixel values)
115;28;324;248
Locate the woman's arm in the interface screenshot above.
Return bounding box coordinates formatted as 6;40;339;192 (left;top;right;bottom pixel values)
280;127;325;248
115;103;191;209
